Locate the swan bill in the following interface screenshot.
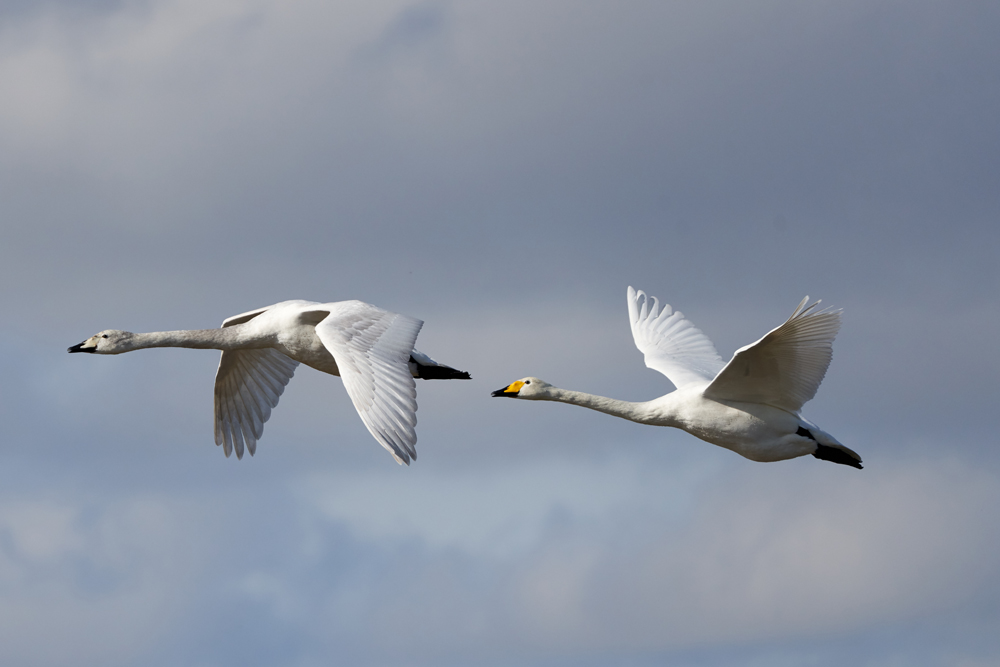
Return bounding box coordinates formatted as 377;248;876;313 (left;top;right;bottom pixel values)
67;341;96;353
492;380;524;398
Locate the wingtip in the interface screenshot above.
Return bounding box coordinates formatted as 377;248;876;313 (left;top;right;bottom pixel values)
789;296;844;324
628;286;650;305
628;286;651;324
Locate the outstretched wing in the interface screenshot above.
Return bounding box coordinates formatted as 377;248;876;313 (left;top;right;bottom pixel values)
314;301;423;465
703;297;841;414
627;286;725;389
221;306;271;328
214;348;299;459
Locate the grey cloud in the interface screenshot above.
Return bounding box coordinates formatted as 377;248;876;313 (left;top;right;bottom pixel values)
0;455;982;666
1;0;999;665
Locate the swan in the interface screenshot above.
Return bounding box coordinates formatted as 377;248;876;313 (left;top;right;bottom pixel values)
492;288;861;468
68;299;470;464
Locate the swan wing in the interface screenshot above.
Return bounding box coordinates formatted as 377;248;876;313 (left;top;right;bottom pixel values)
221;306;271;328
221;300;321;328
214;348;299;459
313;302;423;465
704;297;841;413
627;286;725;389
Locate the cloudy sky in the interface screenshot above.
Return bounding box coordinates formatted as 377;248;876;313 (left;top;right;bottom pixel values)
1;1;999;665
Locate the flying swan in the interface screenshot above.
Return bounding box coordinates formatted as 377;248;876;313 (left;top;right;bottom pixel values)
493;288;861;468
69;299;470;464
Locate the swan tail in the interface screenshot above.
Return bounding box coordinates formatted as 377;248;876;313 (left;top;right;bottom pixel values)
408;350;471;380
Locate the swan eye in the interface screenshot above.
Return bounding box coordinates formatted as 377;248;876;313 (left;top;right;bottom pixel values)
101;334;108;339
525;380;530;384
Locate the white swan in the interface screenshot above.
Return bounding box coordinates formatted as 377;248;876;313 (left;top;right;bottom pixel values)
68;299;470;464
492;287;861;468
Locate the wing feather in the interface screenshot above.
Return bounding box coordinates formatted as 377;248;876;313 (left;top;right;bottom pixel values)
703;297;841;413
221;306;270;328
240;355;278;426
314;302;423;465
214;348;298;459
234;358;268;425
627;287;725;389
227;375;249;459
223;383;241;457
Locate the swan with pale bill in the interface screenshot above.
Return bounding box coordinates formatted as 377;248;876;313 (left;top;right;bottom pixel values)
69;299;470;464
493;287;861;468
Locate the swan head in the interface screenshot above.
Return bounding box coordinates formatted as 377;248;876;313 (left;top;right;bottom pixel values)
67;330;136;355
491;377;552;400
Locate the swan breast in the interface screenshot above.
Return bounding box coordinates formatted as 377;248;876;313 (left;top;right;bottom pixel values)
275;326;339;376
660;390;813;462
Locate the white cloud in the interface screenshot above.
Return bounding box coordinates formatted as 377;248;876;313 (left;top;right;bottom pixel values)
288;455;1000;657
0;496;217;666
0;502;82;561
498;458;1000;652
298;454;720;559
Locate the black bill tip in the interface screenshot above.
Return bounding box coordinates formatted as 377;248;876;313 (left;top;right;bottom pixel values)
67;342;92;353
491;387;515;398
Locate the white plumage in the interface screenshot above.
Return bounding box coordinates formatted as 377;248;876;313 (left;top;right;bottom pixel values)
493;288;861;468
69;300;470;464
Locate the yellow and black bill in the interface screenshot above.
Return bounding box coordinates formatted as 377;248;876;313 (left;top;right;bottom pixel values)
491;380;525;398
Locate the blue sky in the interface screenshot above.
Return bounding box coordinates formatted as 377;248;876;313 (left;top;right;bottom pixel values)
1;2;998;665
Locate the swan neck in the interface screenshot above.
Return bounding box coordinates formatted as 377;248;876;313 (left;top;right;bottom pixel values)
128;326;253;351
546;387;649;423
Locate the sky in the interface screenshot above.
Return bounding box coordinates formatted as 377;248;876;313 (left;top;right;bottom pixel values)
1;1;999;665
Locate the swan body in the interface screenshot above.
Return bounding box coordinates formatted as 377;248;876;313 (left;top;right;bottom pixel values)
492;288;861;468
69;299;470;464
